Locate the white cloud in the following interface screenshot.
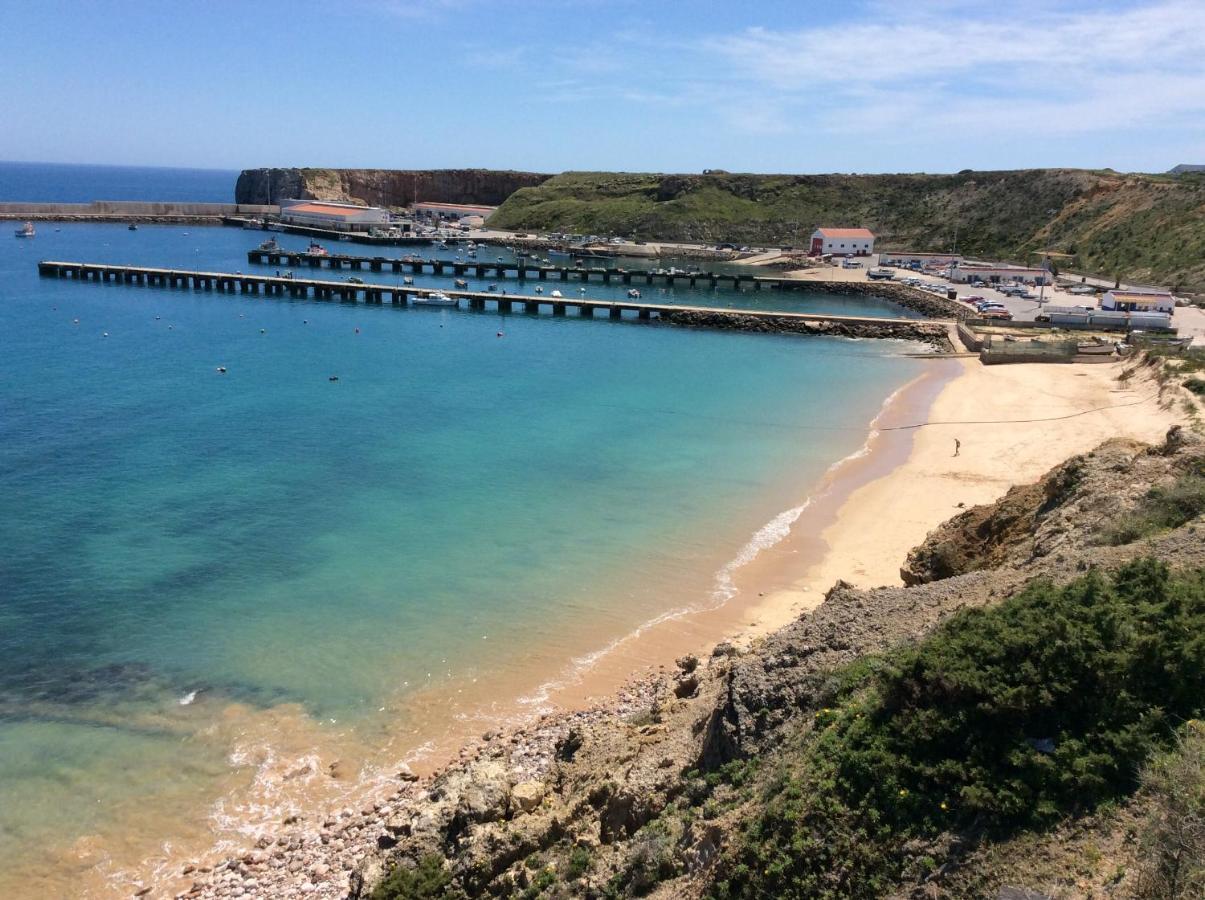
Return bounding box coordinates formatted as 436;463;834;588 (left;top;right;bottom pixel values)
702;0;1205;139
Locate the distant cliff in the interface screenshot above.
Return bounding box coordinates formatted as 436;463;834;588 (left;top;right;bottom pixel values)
234;168;550;209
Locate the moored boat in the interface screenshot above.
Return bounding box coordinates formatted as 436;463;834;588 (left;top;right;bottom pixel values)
307;241;328;256
258;237;281;252
413;291;458;307
14;221;35;238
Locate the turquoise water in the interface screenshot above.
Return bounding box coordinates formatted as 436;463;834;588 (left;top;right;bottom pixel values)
0;221;925;890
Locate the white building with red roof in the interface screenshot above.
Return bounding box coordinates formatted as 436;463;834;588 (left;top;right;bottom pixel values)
809;227;875;256
279;199;390;232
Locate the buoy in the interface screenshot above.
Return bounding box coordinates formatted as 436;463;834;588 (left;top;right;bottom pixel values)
260;328;266;334
496;331;504;337
72;318;80;324
216;366;227;374
303;319;309;324
168;325;174;329
154;315;161;320
354;327;360;334
102;332;109;338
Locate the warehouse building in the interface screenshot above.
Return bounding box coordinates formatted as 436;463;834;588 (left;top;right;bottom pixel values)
278;199;390;232
950;263;1052;285
413;201;498;223
1100;289;1175;315
809;227;875;256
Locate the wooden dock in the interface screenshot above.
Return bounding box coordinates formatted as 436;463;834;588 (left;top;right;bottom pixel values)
37;261;947;336
247;248;775;289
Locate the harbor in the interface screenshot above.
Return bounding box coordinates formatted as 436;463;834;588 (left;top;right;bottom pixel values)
36;259;953;345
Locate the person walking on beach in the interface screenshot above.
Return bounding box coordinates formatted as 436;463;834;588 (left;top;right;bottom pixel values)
954;438;961;457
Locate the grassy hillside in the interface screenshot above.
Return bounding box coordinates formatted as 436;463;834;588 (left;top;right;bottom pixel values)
488;169;1205;294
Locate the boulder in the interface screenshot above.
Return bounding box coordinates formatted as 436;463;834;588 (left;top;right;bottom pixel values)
510;781;545;814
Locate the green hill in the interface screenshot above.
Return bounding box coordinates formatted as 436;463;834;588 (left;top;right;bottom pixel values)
488;169;1205;294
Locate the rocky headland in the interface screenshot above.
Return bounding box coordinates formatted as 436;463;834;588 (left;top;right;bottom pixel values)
233;169;551;209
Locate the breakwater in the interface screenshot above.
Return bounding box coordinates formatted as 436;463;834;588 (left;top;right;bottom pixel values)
37;260;952;348
0;201;277;223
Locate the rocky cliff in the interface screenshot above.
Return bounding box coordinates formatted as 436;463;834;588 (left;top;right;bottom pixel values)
234;168;551;209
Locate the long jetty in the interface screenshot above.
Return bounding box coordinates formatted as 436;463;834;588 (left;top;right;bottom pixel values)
37;262;955;348
248;248;774;289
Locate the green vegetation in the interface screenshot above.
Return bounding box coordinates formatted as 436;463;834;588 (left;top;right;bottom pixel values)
370;854;462;900
1185;377;1205;396
709;560;1205;899
1100;474;1205;545
487;169;1205;293
1133;721;1205;898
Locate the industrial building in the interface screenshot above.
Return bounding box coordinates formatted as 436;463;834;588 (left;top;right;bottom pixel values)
950;263;1052;285
1100;289;1175;315
879;251;962;268
278;199;390;232
412;201;497;223
809;227;875;256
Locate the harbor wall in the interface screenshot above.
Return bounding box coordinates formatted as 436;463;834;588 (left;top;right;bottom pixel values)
0;201;278;221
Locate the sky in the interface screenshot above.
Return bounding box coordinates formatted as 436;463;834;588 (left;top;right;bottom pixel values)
2;0;1204;174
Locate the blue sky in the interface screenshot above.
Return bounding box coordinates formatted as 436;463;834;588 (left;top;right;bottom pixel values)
3;0;1203;174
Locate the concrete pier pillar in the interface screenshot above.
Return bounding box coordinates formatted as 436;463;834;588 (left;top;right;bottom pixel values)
525;300;540;313
638;309;651;319
553;303;566;315
610;306;622;319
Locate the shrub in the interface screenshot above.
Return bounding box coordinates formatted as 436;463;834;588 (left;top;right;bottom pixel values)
1133;721;1205;899
713;561;1205;899
1185;377;1205;396
1101;475;1205;545
370;854;462;900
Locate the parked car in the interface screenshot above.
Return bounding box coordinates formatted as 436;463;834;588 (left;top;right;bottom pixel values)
979;309;1013;320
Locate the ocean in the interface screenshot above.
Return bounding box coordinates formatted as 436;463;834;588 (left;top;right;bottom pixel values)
0;164;926;895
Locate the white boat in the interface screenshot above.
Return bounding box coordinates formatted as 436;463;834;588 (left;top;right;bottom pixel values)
402;276;414;285
548;249;572;260
627;288;641;298
258;238;281;251
413;291;458;307
307;241;328;256
550;290;563;298
338;234;353;242
14;221;35;238
454;279;469;288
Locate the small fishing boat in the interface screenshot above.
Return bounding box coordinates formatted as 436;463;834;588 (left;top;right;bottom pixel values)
550;289;563;298
402;276;414;285
413;291;458;307
347;276;364;284
128;224;138;231
535;286;544;293
258;237;281;252
338;234;352;242
307;241;328;256
14;221;35;238
548;249;572;260
627;289;641;298
454;279;468;289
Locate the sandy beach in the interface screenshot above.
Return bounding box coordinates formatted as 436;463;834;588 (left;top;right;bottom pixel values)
735;355;1180;639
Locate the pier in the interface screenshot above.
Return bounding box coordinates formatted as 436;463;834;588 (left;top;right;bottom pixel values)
247;248;770;289
37;261;953;346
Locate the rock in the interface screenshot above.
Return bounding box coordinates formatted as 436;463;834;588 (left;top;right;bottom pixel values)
396;763;419;782
676;654;699;674
511;781;545;814
673;673;700;699
454;760;511;825
711;641;737;659
556;729;583;762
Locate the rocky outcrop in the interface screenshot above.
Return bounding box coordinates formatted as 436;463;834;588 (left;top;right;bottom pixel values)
234;168;551;208
660;309;954;351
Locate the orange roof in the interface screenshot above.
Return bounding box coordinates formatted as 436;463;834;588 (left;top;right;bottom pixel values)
285;203;371;217
815;227;874;239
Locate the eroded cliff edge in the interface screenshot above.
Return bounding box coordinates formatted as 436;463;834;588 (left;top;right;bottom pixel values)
234;168;551;208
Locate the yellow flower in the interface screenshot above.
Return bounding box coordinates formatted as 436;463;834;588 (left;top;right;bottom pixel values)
898;789;909;797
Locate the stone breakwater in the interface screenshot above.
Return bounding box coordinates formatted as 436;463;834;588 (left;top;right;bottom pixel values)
234;168;551;209
781;280;972;321
660;309;954;352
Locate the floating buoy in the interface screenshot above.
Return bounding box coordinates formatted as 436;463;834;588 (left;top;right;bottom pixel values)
496;331;504;337
354;327;360;334
303;319;309;324
72;318;79;324
260;328;266;334
216;366;227;374
154;315;161;320
102;332;109;338
168;325;174;329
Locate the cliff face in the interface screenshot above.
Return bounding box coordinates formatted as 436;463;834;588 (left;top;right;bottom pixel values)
234;168;550;209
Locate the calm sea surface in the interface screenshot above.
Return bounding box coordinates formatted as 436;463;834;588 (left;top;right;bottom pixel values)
0;165;925;895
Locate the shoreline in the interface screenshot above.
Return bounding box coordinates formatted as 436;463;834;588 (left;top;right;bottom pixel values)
113;352;956;899
83;355;1180;897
